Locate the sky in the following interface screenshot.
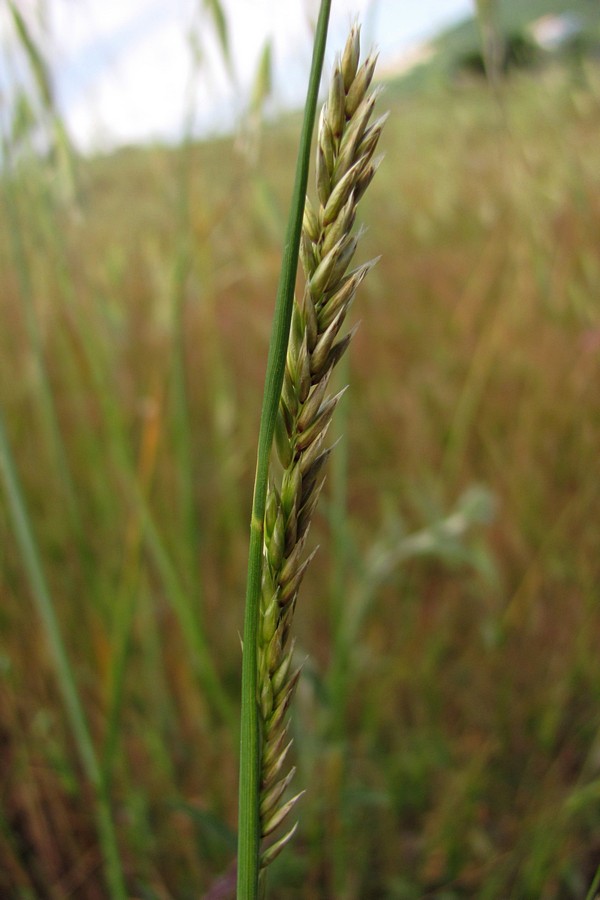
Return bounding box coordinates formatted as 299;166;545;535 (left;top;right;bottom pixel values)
3;0;474;153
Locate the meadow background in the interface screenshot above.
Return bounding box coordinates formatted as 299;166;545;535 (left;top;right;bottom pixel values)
1;1;600;897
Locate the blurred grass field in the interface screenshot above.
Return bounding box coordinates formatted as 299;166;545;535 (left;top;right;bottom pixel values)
1;32;600;900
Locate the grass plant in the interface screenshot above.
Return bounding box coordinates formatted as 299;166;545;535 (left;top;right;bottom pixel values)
0;7;600;898
237;3;333;893
241;20;386;892
0;412;126;898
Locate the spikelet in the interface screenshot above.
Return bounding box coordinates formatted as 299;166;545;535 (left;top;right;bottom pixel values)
257;24;385;868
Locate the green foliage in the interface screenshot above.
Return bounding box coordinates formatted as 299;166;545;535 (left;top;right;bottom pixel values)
203;0;232;74
3;0;77;199
6;0;53;109
0;413;126;897
250;42;273;116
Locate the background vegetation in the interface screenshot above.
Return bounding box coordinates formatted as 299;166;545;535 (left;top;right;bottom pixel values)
1;1;600;897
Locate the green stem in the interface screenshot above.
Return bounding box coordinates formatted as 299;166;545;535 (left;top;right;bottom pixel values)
0;161;81;535
0;411;127;898
326;358;351;896
237;2;332;896
585;862;600;900
328;355;351;743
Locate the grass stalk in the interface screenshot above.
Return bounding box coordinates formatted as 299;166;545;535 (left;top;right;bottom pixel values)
169;143;205;569
238;10;387;895
327;352;352;743
585;863;600;900
0;410;127;898
237;2;332;895
0;164;82;534
60;295;236;738
100;440;237;779
253;17;384;871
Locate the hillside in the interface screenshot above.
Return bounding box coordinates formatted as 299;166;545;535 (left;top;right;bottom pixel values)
383;0;600;91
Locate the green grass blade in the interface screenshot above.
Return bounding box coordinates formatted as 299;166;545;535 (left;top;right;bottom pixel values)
60;283;236;740
0;171;81;532
237;2;332;896
203;0;233;76
585;863;600;900
0;410;127;898
6;0;78;199
7;0;53;109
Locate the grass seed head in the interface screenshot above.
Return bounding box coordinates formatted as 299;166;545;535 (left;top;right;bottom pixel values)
256;22;385;868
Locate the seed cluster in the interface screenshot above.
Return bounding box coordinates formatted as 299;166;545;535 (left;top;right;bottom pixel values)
257;25;385;868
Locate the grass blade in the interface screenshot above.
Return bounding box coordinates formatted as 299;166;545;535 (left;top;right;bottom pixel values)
237;2;332;896
0;410;127;898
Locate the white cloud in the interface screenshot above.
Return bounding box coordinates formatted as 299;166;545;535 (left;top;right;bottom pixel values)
14;0;471;153
48;0;198;149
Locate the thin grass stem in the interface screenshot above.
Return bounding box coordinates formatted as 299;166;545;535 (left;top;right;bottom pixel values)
237;2;332;895
0;166;82;533
0;410;127;899
585;863;600;900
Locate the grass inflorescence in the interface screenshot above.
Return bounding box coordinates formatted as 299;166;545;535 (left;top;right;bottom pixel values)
256;24;385;872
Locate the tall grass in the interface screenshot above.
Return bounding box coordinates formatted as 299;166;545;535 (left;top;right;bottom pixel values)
0;409;128;897
0;9;600;899
237;5;332;894
238;14;391;895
